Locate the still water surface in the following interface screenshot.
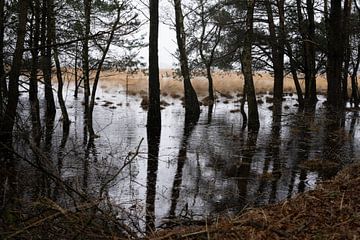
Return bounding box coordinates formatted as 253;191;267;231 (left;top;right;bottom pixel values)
15;81;360;230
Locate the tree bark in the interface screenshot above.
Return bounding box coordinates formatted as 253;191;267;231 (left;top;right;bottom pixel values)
41;0;56;120
0;0;28;145
265;0;284;102
351;44;360;107
241;0;259;131
147;0;161;133
83;0;92;139
326;0;343;109
174;0;200;121
29;0;42;144
0;0;5;117
49;0;70;130
88;5;121;139
341;0;352;102
305;0;317;104
285;41;304;108
296;0;317;105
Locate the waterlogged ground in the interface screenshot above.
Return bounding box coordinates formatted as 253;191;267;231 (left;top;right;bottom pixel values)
13;80;360;232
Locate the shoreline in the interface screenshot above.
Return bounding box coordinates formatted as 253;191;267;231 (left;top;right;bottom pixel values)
149;162;360;239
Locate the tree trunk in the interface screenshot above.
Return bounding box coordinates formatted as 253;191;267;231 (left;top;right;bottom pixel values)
0;0;28;145
241;0;259;131
174;0;200;121
88;6;121;139
206;64;214;103
41;0;56;120
74;42;79;98
49;0;70;129
29;0;42;144
326;0;343;109
305;0;317;104
265;0;284;102
285;41;304;108
0;0;5;117
341;0;352;102
147;0;161;133
351;44;360;107
296;0;317;105
83;0;92;139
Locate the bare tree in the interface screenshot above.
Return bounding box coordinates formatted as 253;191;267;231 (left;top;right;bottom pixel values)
241;0;259;130
174;0;200;121
0;0;28;145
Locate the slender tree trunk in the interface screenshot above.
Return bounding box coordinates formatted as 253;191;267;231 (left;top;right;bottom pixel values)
306;0;317;104
146;1;161;232
147;0;161;133
83;0;92;139
296;0;317;105
241;0;259;131
326;0;343;109
74;42;79;98
42;0;56;120
351;44;360;107
88;6;121;139
29;0;42;144
341;0;352;102
49;0;70;129
285;41;304;108
0;0;28;145
265;0;284;102
0;0;5;118
174;0;200;121
206;64;214;103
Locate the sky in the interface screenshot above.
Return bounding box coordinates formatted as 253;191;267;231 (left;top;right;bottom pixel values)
139;22;177;69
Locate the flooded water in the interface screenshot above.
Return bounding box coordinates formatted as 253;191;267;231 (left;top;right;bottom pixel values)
7;80;360;232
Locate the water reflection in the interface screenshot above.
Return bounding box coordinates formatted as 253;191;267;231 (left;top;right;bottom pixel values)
236;130;258;209
7;87;360;234
168;119;197;219
256;103;282;204
145;125;161;233
287;108;315;198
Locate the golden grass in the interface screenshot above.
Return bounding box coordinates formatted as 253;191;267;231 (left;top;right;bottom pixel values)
58;69;358;98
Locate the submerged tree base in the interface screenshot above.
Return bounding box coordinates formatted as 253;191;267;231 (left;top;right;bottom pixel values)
149;162;360;239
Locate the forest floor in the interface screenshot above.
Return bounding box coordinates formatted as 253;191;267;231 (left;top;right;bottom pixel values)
149;162;360;240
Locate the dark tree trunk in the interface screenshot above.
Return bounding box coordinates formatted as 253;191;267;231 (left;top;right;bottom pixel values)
74;42;79;98
0;0;28;145
265;0;285;102
146;0;161;230
351;44;360;107
88;6;121;139
41;0;56;120
147;0;161;133
49;0;70;129
29;0;42;144
285;41;304;108
206;64;214;103
296;0;317;105
0;0;6;117
326;0;343;109
241;0;259;131
305;0;317;104
341;0;352;102
83;0;92;139
174;0;200;121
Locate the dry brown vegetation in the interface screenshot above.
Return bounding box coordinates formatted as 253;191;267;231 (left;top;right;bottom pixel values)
149;163;360;240
60;69;336;97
